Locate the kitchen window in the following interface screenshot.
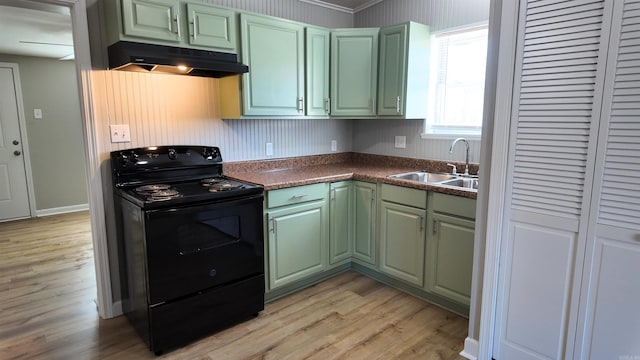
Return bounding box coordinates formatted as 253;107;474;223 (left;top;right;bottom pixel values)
423;24;488;138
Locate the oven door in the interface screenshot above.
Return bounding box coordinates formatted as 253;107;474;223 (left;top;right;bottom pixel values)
144;194;264;305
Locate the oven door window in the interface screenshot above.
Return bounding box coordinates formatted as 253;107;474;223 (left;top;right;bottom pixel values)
143;196;264;304
177;216;240;256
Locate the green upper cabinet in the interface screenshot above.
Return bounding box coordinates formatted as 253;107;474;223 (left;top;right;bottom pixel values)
240;14;305;116
121;0;181;42
185;2;236;50
330;28;379;117
106;0;238;52
305;27;331;116
377;22;430;118
329;182;352;265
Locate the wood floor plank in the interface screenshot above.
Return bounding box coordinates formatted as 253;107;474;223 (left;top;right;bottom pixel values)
0;212;468;359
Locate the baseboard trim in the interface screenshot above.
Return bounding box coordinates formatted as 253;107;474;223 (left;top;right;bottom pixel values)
460;337;479;360
36;203;89;217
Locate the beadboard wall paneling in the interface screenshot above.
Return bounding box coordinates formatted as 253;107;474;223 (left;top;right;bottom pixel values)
204;0;354;28
352;0;488;162
354;0;490;31
91;70;352;162
352;119;481;164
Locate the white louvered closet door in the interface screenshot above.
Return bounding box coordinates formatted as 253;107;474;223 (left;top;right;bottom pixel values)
493;0;611;359
577;0;640;358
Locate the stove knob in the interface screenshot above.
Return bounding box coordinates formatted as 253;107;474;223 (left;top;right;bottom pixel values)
118;153;129;165
168;148;177;160
202;148;213;160
129;152;139;164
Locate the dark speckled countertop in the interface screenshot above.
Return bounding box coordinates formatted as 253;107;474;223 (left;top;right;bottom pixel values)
225;152;478;199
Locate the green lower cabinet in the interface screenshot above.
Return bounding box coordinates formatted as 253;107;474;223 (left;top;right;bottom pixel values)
329;182;352;265
353;181;377;267
267;199;328;289
379;201;426;287
426;213;475;305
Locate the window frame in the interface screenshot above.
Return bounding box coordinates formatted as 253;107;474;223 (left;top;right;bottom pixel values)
421;22;489;140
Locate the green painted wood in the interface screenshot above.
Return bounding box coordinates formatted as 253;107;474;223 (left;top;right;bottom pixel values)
380;183;427;209
121;0;181;42
267;183;327;209
186;2;236;50
426;212;475;306
378;23;407;116
329;182;352;265
379;201;426;286
305;27;330;116
432;192;477;219
267;199;328;289
353;181;377;266
330;28;379;117
378;22;430;119
240;14;305;116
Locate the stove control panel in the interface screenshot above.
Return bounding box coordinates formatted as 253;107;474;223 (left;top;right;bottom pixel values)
111;146;223;171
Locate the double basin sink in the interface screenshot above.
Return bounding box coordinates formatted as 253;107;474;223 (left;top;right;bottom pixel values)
389;171;479;190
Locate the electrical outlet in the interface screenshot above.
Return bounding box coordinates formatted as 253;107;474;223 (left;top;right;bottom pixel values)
110;124;131;143
395;136;406;149
266;142;274;157
331;140;337;152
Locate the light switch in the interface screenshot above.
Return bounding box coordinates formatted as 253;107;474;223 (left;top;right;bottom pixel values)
395;136;407;149
266;142;273;157
331;140;337;152
110;124;131;143
34;109;43;119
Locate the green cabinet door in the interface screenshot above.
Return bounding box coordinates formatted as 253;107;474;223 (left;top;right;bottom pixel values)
353;181;377;266
426;213;475;305
378;22;430;118
240;14;305;116
186;3;236;50
330;28;379;117
121;0;181;42
329;182;352;265
306;27;330;116
267;200;327;289
379;201;426;286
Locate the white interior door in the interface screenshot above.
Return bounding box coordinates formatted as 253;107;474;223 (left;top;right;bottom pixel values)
0;65;31;221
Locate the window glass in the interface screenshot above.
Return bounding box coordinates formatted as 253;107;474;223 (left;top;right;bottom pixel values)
425;26;488;136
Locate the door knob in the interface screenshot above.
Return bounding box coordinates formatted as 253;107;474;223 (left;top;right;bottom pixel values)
14;150;21;156
13;140;19;145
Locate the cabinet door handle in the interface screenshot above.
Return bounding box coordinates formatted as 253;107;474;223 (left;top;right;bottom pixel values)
174;14;181;38
298;97;304;112
291;194;308;199
331;188;336;201
396;96;401;113
372;98;376;113
272;219;277;237
432;220;437;235
191;13;197;39
419;216;424;232
370;189;375;204
325;98;331;114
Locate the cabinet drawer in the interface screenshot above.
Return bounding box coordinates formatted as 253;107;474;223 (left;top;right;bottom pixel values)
381;184;427;209
432;192;476;219
267;183;327;208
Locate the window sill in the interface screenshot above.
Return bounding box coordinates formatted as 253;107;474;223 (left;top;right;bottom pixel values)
420;132;481;141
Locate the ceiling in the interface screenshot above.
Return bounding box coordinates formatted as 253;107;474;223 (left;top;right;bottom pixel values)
0;1;73;60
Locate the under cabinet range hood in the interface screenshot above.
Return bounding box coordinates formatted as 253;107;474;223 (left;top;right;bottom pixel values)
107;41;248;78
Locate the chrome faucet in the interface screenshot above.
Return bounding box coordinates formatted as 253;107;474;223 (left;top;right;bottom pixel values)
449;137;470;176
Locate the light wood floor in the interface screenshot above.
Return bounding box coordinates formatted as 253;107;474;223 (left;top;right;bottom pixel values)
0;211;468;360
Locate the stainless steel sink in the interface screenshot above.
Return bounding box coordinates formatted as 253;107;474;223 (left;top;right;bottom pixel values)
389;171;458;183
439;177;479;190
